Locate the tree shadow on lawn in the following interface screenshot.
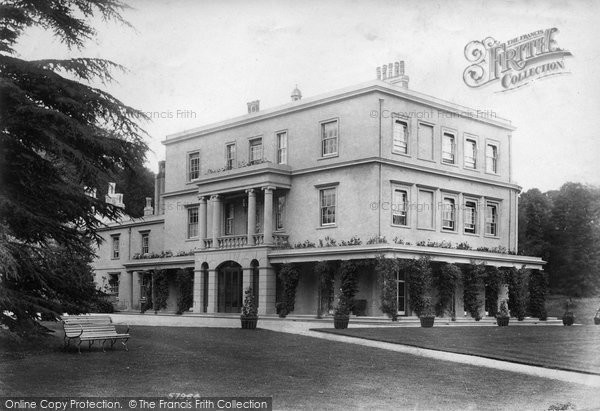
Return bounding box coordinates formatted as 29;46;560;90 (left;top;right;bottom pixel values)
1;324;599;410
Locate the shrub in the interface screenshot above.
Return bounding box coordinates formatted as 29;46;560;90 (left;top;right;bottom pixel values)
405;257;432;316
153;270;169;312
375;256;400;321
241;287;258;318
434;263;461;317
484;266;503;317
506;267;529;320
462;262;485;320
527;269;548;319
339;260;359;303
277;263;300;317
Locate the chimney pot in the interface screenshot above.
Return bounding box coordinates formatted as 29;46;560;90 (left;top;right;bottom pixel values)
247;100;260;114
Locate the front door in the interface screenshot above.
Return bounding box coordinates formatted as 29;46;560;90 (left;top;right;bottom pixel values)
218;264;242;313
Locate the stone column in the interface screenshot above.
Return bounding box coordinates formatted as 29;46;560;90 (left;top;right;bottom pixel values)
247;189;256;245
121;271;133;311
132;271;141;311
199;196;208;249
192;268;203;313
211;195;221;248
242;266;252;293
258;265;276;315
206;269;218;313
263;186;274;245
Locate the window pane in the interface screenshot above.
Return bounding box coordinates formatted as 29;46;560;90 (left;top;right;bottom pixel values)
321;121;338;156
442;133;455;164
464;201;477;233
189;152;200;180
485;204;498;236
442;198;455;230
250;139;263;163
392;189;407;225
486;144;497;173
393;120;408;154
187;207;199;238
465;140;477;169
320;188;336;225
277;132;287;164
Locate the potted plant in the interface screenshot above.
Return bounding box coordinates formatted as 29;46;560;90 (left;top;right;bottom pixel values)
496;300;510;326
562;299;575;326
240;287;258;329
419;298;435;328
333;294;351;329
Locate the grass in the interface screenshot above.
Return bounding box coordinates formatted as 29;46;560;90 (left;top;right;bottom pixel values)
546;294;600;325
313;325;600;375
1;323;599;410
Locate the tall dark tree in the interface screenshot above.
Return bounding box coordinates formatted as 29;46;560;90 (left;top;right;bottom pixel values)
518;188;552;259
547;183;600;296
0;0;147;332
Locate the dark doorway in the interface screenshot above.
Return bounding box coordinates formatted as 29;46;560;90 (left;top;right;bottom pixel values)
217;261;242;313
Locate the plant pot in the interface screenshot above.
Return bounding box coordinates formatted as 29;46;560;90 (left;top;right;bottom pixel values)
496;317;509;327
562;316;574;326
334;316;349;329
594;316;600;325
241;316;258;329
420;317;435;328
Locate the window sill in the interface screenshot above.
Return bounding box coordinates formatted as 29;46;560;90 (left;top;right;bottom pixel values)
441;229;458;234
185;238;199;242
392;151;411;158
318;154;339;161
317;225;337;230
484;171;500;177
416;227;436;232
484;234;500;239
417;158;437;164
463;232;481;237
391;224;411;229
441;162;459;168
463;167;480;173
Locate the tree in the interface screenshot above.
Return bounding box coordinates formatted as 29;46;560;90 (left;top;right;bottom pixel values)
518;188;552;258
547;183;600;296
0;1;147;333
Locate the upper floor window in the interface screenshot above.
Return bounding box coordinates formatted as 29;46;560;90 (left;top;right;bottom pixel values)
111;235;120;259
392;119;408;154
417;123;434;161
226;143;236;170
485;203;498;236
277;132;287;164
321;120;338;157
464;138;477;169
442;132;456;164
392;188;408;226
486;143;498;173
464;200;478;234
249;138;263;164
319;187;336;226
187;207;199;238
441;197;456;231
225;203;234;235
141;232;149;254
188;152;200;180
275;194;285;230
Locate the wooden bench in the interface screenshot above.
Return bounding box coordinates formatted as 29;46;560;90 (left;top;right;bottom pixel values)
62;315;130;353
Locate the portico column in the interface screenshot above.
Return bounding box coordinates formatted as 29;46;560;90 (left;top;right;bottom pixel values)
246;189;256;245
211;195;221;248
199;196;208;249
206;269;218;313
258;265;276;315
192;268;202;313
121;271;133;311
132;271;141;311
262;186;274;245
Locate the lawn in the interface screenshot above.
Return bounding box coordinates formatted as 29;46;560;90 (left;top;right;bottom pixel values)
313;325;600;375
1;323;599;410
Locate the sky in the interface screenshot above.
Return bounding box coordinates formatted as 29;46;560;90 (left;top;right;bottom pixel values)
13;0;600;192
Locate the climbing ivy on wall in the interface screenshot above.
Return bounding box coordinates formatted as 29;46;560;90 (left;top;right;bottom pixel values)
462;262;485;320
405;257;433;316
153;269;169;312
434;263;461;318
315;261;335;317
375;256;400;321
277;263;300;317
484;266;503;317
176;268;194;315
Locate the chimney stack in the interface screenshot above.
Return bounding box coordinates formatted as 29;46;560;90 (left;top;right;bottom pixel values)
105;182;124;209
376;60;409;88
247;100;260;114
143;197;154;216
154;161;165;215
